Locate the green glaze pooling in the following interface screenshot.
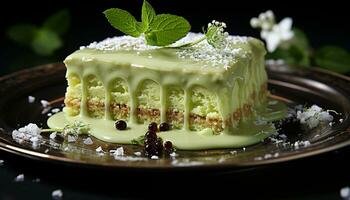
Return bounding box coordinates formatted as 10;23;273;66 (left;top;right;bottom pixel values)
48;100;287;150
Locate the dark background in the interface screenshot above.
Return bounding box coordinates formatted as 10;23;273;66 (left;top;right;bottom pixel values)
1;0;350;75
1;1;350;199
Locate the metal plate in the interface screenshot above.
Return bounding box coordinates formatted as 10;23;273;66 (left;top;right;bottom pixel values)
0;63;349;171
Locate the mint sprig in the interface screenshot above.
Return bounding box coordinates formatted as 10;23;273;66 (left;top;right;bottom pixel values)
103;8;143;37
103;0;191;46
145;14;190;46
141;0;156;31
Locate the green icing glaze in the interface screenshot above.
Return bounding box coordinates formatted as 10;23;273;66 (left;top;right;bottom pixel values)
47;99;287;150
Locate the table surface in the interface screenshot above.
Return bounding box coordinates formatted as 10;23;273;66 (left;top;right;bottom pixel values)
1;144;349;200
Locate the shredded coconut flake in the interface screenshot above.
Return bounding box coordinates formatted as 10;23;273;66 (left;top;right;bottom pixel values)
52;189;63;200
80;33;250;68
95;146;103;153
67;135;77;143
40;100;50;108
175;33;249;68
297;105;334;129
112;147;124;158
51;108;60;113
341;187;350;199
170;152;177;158
134;152;142;156
12;123;42;145
28;96;35;103
14;174;24;182
294;140;311;149
83;137;93;145
49;132;57;140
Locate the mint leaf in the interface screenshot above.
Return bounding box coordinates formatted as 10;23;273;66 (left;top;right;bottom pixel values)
7;24;37;45
103;8;142;37
314;46;350;74
43;9;70;36
31;29;62;56
141;0;156;32
145;14;190;46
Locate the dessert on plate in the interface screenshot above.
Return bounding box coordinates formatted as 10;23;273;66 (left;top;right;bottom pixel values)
63;33;267;133
47;1;280;150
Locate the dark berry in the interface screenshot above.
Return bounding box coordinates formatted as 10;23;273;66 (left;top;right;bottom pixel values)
164;141;173;150
159;122;170;132
148;122;158;133
144;138;156;145
164;141;174;154
115;120;127;130
145;131;157;140
145;143;158;156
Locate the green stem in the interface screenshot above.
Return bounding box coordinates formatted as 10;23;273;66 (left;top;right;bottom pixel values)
171;36;206;48
41;128;63;133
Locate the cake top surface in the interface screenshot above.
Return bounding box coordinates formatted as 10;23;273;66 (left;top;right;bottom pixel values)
66;33;265;74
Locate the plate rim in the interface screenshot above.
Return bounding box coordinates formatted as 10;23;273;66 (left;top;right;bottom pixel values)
1;63;350;170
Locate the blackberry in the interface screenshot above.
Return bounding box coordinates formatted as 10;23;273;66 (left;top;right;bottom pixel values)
159;122;170;132
148;122;158;133
144;143;158;156
115;120;127;130
144;124;170;157
144;131;161;157
164;141;173;153
145;131;157;140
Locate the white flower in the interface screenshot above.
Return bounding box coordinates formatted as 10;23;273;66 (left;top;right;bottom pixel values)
250;10;294;53
250;18;260;28
250;10;275;30
261;18;294;52
205;20;229;49
63;121;90;135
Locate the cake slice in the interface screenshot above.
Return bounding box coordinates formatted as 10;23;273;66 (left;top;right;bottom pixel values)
63;33;267;135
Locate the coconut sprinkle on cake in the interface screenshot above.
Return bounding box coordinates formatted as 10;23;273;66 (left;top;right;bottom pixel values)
80;33;251;68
